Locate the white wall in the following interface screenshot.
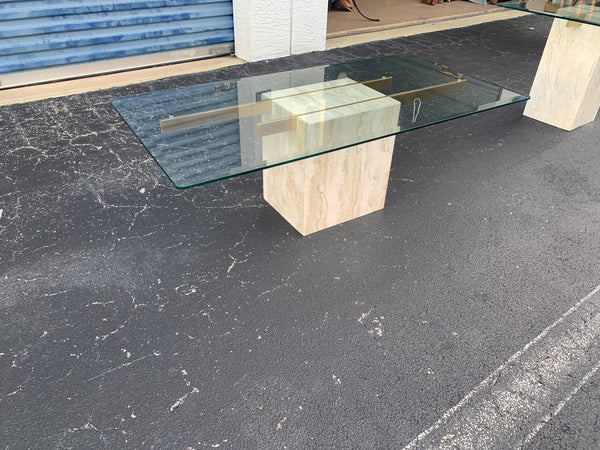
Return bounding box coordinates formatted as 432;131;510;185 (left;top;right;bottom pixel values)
233;0;329;62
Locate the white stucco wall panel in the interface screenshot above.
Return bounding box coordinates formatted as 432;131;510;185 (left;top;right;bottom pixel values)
233;0;290;61
252;8;291;60
233;0;327;62
291;0;328;55
232;0;252;61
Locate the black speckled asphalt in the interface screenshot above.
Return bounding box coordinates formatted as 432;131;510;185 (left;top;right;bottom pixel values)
2;14;600;449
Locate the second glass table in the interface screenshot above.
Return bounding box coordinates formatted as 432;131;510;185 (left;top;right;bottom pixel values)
499;0;600;130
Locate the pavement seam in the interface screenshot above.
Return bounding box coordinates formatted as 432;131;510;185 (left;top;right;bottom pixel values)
403;284;600;449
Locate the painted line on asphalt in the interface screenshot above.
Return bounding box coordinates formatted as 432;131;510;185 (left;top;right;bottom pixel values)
523;358;600;446
403;284;600;449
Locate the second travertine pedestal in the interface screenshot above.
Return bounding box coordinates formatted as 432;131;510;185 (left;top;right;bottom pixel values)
261;78;400;235
524;18;600;130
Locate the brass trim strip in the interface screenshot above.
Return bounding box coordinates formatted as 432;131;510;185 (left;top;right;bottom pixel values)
257;116;298;136
256;78;467;137
161;100;273;134
159;76;393;133
362;77;394;91
390;78;467;103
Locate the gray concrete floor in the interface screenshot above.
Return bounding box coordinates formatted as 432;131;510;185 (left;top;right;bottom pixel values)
2;15;600;449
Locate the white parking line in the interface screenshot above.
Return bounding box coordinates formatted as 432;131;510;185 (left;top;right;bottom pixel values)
404;284;600;449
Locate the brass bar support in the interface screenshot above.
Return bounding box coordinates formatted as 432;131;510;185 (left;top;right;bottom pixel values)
160;101;272;134
566;19;583;27
257;117;298;136
159;76;393;134
256;78;467;137
390;78;467;103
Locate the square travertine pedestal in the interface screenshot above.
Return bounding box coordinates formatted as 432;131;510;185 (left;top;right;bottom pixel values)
263;136;396;235
260;78;401;235
524;18;600;131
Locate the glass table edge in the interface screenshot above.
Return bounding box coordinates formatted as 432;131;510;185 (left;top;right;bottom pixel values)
113;95;529;190
110;69;529;190
497;1;600;26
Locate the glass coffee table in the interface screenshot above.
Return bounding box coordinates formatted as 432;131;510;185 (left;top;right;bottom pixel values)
112;54;527;235
499;0;600;130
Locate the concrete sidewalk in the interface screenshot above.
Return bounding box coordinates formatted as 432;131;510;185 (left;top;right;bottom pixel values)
2;14;600;448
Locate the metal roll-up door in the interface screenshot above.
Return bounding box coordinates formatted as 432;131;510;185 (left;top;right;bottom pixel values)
0;0;234;89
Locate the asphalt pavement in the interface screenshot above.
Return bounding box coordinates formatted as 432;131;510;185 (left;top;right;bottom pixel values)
2;14;600;449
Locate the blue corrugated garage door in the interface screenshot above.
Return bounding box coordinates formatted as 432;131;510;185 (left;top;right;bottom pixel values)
0;0;234;88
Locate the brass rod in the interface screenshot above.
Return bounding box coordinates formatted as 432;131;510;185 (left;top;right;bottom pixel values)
257;116;298;136
256;78;467;137
390;78;467;103
159;76;393;134
160;100;272;134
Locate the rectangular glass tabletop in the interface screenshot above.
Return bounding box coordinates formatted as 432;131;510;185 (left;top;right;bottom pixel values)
111;54;528;189
498;0;600;26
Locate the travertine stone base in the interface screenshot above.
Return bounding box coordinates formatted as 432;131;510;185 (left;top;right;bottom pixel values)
524;18;600;131
263;136;395;236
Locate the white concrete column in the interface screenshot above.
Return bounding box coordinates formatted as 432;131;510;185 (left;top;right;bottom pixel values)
233;0;328;62
291;0;329;55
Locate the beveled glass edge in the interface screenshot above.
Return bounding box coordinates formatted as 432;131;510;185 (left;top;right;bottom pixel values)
498;1;600;26
110;96;187;190
151;94;529;190
110;65;529;190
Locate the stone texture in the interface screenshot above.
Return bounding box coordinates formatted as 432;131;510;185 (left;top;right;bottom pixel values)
524;18;600;130
263;136;395;235
260;78;400;235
